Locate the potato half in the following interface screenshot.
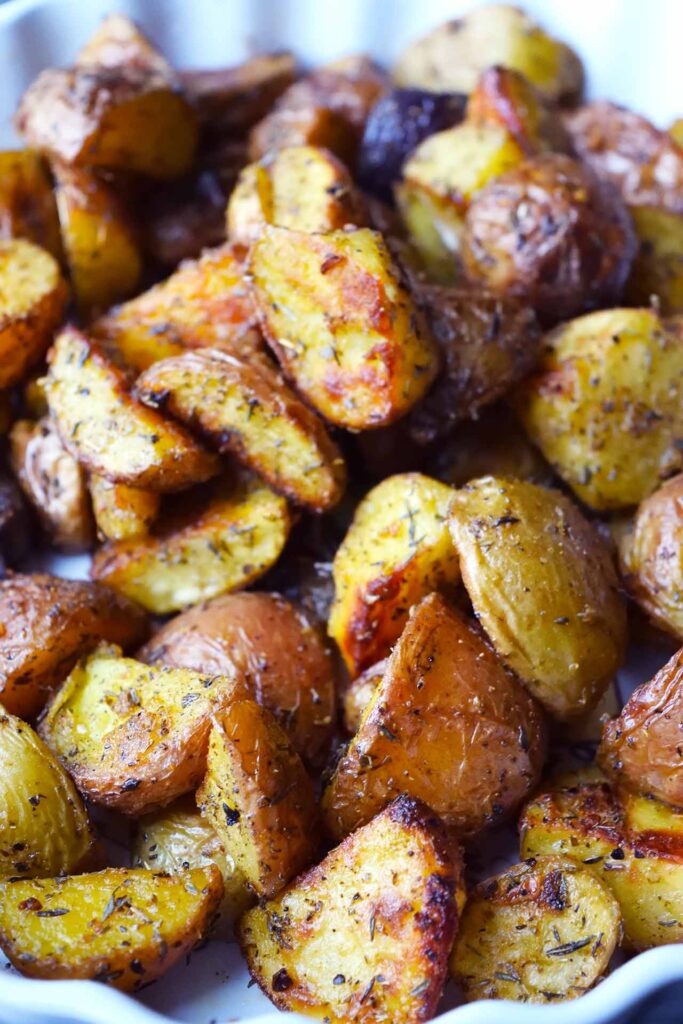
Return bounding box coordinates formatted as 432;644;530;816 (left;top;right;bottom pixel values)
90;475;160;542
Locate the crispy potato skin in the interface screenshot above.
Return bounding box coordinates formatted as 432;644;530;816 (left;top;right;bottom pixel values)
462;154;637;323
449;477;626;720
0;866;222;990
467;65;570;154
138;591;335;769
599;647;683;807
0;239;68;389
137;348;347;511
625;205;683;314
323;593;545;839
0;573;147;720
329;473;461;675
10;417;94;552
0;712;100;879
451;855;620;1003
252;226;438;430
93;243;262;373
239;795;460;1024
513;308;683;510
46;326;219;492
343;659;386;735
182;52;297;136
0;150;62;259
90;475;160;542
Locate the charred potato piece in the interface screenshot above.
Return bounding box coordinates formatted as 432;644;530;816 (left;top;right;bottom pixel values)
93;243;262;373
449;477;626;720
197;701;318;898
451;855;620;1003
10;417;94;551
467;65;570;153
137;347;346;511
16;65;198;180
0;238;67;388
393;5;584;104
239;795;460;1024
251;226;438;430
53;163;142;316
0;866;222;990
75;13;175;80
329;473;460;674
46;326;218;492
249;104;357;166
0;711;100;879
90;475;160;542
91;474;291;614
513;308;683;510
462;154;637;323
0;150;62;259
625;205;683;313
0;573;147;720
138;591;336;769
343;659;386;735
0;474;31;571
323;593;544;839
40;642;248;814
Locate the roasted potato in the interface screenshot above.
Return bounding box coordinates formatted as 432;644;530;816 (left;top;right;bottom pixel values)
0;238;67;389
0;711;100;879
451;855;620;1003
0;150;62;258
671;118;683;148
75;13;175;80
513;308;683;510
16;65;198;180
197;700;318;898
462;154;637;323
239;795;460;1024
0;866;222;990
625;205;683;313
40;642;248;814
329;473;460;674
137;348;346;512
138;591;336;769
0;573;147;720
449;477;626;720
89;475;160;542
467;65;569;154
323;593;544;839
93;243;262;373
46;326;219;492
0;473;31;572
91;474;291;615
342;659;386;735
249;104;357;166
251;226;438;430
393;5;584;104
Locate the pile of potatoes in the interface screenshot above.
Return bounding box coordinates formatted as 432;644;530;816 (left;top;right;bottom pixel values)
1;4;683;1021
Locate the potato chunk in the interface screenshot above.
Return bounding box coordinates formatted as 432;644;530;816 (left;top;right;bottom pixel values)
625;206;683;314
0;866;222;989
0;712;100;879
343;660;386;735
91;474;291;614
467;65;569;154
137;348;346;511
329;473;460;674
252;226;438;429
0;573;147;720
451;855;620;1003
0;473;31;572
239;795;460;1023
40;643;248;814
449;477;626;720
0;239;67;388
323;593;544;839
46;326;218;491
90;475;160;541
76;13;175;80
0;150;62;258
182;52;297;136
513;308;683;510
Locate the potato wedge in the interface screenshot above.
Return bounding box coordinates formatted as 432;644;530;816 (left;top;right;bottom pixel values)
239;795;460;1024
91;474;291;614
137;348;346;511
46;326;219;492
40;643;249;814
625;205;683;314
138;591;335;769
0;238;67;389
0;711;100;879
0;573;147;720
10;417;94;551
451;855;620;1003
182;52;297;136
467;65;569;154
0;150;62;258
513;308;683;510
323;593;544;839
93;243;262;373
449;477;627;720
197;701;318;898
76;13;175;80
251;226;438;430
90;475;160;542
0;866;222;989
343;659;386;735
329;473;460;674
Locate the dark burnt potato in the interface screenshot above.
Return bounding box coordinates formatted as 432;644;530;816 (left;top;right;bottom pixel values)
462;153;637;323
0;473;31;573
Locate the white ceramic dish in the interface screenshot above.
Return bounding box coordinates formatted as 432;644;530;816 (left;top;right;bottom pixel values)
1;0;683;1021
